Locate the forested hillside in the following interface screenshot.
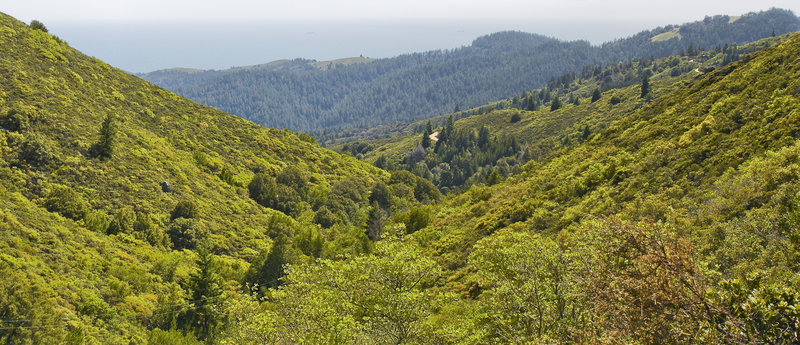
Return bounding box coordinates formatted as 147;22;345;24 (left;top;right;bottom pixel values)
4;8;800;345
340;35;785;192
0;13;434;344
222;32;800;343
140;8;799;138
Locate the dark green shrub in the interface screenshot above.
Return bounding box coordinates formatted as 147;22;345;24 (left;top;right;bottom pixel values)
273;184;300;215
1;108;29;132
248;173;277;208
167;218;207;250
610;96;623;105
591;89;602;102
313;206;337;228
276;166;309;194
404;206;431;234
19;133;58;168
369;181;392;209
171;200;198;220
510;113;522;123
43;185;89;220
29;20;48;32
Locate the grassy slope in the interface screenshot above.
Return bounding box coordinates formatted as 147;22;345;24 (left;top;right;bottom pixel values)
0;13;386;343
412;32;800;282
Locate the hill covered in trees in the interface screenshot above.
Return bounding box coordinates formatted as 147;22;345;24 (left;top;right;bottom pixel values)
139;8;800;138
338;34;786;193
4;9;800;345
224;32;800;343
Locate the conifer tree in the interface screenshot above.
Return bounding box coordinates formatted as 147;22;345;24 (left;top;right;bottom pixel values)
92;115;116;159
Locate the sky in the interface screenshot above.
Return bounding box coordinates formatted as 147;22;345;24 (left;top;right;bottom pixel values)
3;1;799;72
4;0;799;22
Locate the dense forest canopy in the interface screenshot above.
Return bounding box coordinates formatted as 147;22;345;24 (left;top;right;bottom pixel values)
140;8;800;140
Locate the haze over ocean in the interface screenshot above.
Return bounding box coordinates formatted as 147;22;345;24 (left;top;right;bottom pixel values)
47;18;656;73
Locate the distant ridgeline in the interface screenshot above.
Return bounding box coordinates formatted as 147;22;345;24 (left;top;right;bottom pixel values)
139;8;800;139
336;33;789;194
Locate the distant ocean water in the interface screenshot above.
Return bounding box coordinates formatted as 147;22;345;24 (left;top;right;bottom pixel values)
47;18;657;73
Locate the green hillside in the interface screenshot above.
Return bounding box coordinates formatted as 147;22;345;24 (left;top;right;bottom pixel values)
0;13;433;344
220;33;800;343
341;35;786;192
4;8;800;345
139;9;799;138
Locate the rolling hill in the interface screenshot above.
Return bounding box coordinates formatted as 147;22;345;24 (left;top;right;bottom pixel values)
0;12;432;344
2;8;800;345
140;8;800;139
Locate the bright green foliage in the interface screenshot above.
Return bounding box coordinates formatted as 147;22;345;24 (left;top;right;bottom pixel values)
224;240;446;344
147;329;202;345
106;206;135;234
470;231;585;342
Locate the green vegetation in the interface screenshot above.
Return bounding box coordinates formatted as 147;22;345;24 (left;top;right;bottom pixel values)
0;12;426;343
3;8;800;345
140;9;799;140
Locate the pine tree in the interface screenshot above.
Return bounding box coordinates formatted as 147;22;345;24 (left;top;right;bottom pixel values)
183;247;224;341
641;75;650;98
591;89;602;102
92;115;116;159
421;121;432;148
550;96;562;111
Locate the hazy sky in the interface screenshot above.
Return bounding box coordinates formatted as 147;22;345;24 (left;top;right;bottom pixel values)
3;1;798;72
5;0;799;23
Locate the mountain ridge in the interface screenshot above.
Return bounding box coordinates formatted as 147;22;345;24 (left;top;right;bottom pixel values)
139;8;800;137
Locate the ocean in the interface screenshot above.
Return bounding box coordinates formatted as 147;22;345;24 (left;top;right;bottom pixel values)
46;18;657;73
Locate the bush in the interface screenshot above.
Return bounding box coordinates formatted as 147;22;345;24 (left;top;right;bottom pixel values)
19;133;58;168
167;218;207;250
609;96;622;105
276;166;309;195
510;113;522;123
43;185;89;220
171;200;198;220
404;206;431;234
248;173;277;208
29;20;48;33
107;207;135;235
313;206;337;228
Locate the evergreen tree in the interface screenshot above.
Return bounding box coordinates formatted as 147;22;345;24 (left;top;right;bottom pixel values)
591;89;602;102
641;75;650;98
246;234;296;290
183;247;224;342
550;96;562;111
92;115;116;159
421;121;432;149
